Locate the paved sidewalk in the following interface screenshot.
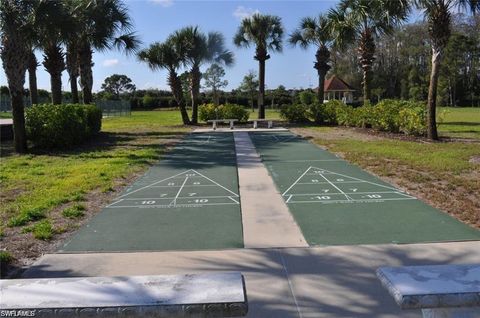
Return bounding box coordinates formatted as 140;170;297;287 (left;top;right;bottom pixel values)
234;132;307;248
23;241;480;318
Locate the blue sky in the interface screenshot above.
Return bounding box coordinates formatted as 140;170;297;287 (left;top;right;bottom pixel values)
0;0;424;92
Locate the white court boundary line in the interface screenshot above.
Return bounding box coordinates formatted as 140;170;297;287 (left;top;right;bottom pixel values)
310;166;399;191
288;197;417;204
281;166;417;203
116;169;239;200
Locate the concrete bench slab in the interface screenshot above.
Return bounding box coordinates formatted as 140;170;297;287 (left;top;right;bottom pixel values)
250;119;273;129
0;272;248;317
207;119;238;130
377;264;480;318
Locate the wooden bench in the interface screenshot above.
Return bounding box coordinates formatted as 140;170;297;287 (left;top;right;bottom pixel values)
207;119;238;130
251;119;273;129
377;264;480;318
0;272;248;317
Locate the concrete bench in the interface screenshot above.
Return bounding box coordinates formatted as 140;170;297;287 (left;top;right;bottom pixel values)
250;119;273;129
207;119;238;130
377;264;480;318
0;272;248;317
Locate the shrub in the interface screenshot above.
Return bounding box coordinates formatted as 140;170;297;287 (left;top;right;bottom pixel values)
26;104;102;149
222;104;249;122
280;104;309;123
299;90;317;105
199;103;224;121
398;106;427;136
199;103;249;122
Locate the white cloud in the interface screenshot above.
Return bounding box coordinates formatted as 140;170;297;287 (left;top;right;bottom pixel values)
233;6;260;20
149;0;173;7
102;59;119;67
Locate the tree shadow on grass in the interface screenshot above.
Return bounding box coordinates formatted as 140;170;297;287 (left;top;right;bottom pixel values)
0;130;187;159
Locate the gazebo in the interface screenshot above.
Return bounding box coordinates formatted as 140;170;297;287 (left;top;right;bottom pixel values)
320;75;355;103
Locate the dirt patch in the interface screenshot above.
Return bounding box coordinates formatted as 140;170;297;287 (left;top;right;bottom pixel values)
470;156;480;164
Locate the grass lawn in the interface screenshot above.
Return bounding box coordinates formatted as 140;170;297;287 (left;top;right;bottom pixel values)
438;107;480;139
0;112;12;119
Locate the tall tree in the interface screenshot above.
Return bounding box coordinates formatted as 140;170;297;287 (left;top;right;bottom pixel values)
328;0;410;103
234;13;284;119
138;40;190;125
101;74;136;99
174;26;233;124
289;14;334;103
0;0;35;153
28;50;39;104
34;0;72;104
238;70;259;111
66;40;80;103
71;0;140;104
415;0;479;140
203;63;228;105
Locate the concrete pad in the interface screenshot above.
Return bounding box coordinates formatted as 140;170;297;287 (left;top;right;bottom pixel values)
234;132;307;248
193;127;288;133
23;242;480;318
1;273;247;317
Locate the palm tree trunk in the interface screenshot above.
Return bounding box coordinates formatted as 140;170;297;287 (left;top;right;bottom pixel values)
78;42;94;104
169;69;190;125
66;42;79;104
358;29;375;104
258;59;266;119
28;52;38;105
43;44;65;105
1;13;29;153
70;77;79;104
11;92;28;153
315;46;330;104
427;47;442;140
190;64;201;124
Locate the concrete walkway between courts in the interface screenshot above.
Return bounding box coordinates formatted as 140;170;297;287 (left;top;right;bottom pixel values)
234;131;307;248
23;241;480;318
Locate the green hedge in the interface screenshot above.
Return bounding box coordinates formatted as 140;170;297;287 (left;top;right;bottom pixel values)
280;99;426;136
26;104;102;149
199;103;250;122
279;104;309;123
311;99;427;136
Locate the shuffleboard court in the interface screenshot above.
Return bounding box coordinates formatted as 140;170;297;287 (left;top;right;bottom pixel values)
250;131;480;245
60;133;243;252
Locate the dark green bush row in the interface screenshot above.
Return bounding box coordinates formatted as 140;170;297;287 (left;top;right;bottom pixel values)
26;104;102;148
199;103;250;122
280;99;427;136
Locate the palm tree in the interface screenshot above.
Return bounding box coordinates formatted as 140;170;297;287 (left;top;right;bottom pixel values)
234;13;284;119
0;0;35;153
33;0;72;104
415;0;479;140
66;41;80;103
28;50;39;104
174;26;233;124
289;14;334;103
71;0;140;104
138;39;190;125
328;0;410;103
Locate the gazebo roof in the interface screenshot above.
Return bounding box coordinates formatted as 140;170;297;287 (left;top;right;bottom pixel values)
323;75;355;91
